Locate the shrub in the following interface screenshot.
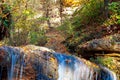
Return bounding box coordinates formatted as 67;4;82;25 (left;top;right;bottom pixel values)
73;0;104;27
90;57;114;67
29;29;47;46
104;1;120;26
0;2;12;40
58;0;104;37
58;0;105;53
5;0;48;46
57;18;75;37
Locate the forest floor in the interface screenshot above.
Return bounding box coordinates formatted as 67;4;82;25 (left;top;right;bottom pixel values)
45;28;70;54
44;23;120;54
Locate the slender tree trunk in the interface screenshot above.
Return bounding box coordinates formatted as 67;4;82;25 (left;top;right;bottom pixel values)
59;0;63;24
104;0;109;18
46;0;51;28
46;6;51;28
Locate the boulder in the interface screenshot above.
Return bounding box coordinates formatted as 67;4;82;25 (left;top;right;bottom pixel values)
78;34;120;53
0;45;58;80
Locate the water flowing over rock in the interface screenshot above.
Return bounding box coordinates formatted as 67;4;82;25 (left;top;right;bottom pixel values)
0;45;117;80
54;53;117;80
54;53;95;80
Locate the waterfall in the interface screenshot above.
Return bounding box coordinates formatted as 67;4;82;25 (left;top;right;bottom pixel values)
53;53;117;80
0;46;117;80
0;46;25;80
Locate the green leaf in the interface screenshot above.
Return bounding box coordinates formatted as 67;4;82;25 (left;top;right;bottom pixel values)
3;20;8;27
116;15;120;19
117;20;120;24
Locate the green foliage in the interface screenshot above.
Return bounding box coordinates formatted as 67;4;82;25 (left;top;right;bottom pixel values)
0;3;12;40
58;0;104;39
5;0;48;46
73;0;104;26
57;18;75;37
58;0;105;52
104;1;120;26
108;2;120;14
29;29;47;46
90;57;114;67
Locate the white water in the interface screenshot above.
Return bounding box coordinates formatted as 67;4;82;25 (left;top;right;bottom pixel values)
8;53;18;80
56;54;94;80
54;53;117;80
19;54;25;80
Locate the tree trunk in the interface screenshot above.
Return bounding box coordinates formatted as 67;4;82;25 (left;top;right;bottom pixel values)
59;0;63;24
104;0;109;18
46;0;51;28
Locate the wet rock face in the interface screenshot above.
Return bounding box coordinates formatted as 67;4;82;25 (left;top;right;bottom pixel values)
21;45;58;80
0;45;58;80
0;49;6;63
0;45;117;80
28;51;58;80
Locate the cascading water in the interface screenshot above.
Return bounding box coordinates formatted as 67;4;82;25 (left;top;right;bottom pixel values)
53;53;117;80
0;46;25;80
0;46;117;80
19;54;25;80
8;51;18;80
54;53;95;80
